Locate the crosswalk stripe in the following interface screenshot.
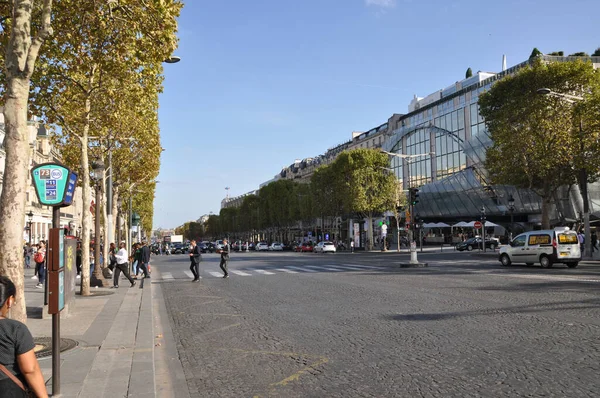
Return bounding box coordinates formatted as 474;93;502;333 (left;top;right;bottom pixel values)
325;264;367;271
162;272;174;280
275;268;298;274
209;271;223;277
340;263;382;269
253;269;275;275
231;270;252;276
285;266;318;273
305;265;342;272
184;271;200;279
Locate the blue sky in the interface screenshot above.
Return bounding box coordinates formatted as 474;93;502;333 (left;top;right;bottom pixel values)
153;0;599;229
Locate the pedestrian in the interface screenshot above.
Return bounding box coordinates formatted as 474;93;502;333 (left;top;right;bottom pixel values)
591;231;598;253
33;242;46;289
130;243;139;278
112;242;136;288
138;241;151;279
350;240;354;253
220;238;230;278
188;240;202;282
0;276;49;397
578;230;585;253
76;242;82;278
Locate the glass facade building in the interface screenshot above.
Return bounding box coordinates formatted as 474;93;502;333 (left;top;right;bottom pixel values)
383;55;600;228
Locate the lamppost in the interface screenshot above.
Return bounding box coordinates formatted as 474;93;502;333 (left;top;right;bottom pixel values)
481;206;487;253
91;160;108;287
26;211;34;246
537;87;590;258
507;194;515;241
116;197;123;244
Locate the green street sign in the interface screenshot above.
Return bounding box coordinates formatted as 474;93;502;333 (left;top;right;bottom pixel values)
31;163;78;207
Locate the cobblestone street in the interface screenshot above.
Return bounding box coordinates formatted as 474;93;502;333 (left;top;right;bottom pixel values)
156;251;600;397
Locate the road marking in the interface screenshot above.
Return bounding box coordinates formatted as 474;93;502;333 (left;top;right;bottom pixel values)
305;265;342;272
340;263;383;269
184;271;199;279
253;269;275;275
209;271;224;277
162;272;174;280
489;273;600;283
275;268;298;273
231;270;252;276
325;264;368;271
285;266;317;273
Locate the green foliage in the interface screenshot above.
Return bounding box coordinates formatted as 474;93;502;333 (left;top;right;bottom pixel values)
548;51;564;56
465;67;473;79
529;48;543;59
569;52;589;57
593;48;600;57
479;59;600;227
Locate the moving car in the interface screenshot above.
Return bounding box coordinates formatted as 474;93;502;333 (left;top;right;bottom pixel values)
171;243;185;254
455;237;499;252
314;241;336;253
499;227;580;268
298;242;314;253
269;242;284;251
256;242;270;251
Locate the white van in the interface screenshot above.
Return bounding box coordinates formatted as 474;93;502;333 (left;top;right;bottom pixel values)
498;227;581;268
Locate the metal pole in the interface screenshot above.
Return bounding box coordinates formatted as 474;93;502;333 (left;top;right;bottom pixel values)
51;206;61;395
107;149;113;245
129;194;133;250
510;209;514;241
94;186;101;272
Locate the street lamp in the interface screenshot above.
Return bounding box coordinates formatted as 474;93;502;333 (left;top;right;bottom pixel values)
26;211;34;247
507;195;515;241
537;88;590;258
164;55;181;64
116;197;123;243
91;160;108;286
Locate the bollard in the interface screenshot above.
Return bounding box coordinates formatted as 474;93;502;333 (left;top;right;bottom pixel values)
410;241;418;264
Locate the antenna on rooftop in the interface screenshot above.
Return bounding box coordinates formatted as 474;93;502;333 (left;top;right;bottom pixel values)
225;186;230;200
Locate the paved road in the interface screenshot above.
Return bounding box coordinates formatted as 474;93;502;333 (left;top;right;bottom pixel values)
153;250;600;397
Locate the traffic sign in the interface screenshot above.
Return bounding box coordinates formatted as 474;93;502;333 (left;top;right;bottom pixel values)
474;221;482;229
31;163;78;207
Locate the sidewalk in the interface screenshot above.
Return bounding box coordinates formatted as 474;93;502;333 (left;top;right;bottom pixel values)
22;267;184;397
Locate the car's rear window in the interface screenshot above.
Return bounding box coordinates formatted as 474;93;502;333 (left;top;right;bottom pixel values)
557;233;578;244
528;234;551;245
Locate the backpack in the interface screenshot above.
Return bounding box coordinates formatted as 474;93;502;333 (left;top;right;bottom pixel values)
34;251;45;263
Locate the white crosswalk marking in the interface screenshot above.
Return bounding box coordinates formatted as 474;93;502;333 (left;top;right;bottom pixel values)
253;269;275;275
305;265;342;272
162;272;174;280
285;266;318;273
231;270;252;276
184;271;200;279
275;268;298;274
325;264;368;271
340;263;382;269
209;271;223;277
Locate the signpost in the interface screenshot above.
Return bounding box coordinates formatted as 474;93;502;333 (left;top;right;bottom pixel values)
474;221;482;229
31;163;78;396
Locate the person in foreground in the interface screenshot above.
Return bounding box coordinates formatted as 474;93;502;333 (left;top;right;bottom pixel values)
0;276;48;398
220;238;230;278
113;242;136;288
188;240;202;282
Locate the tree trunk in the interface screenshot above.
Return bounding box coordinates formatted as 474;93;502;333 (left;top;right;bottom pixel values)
0;79;32;323
541;195;552;230
80;98;92;296
366;214;374;251
101;170;108;271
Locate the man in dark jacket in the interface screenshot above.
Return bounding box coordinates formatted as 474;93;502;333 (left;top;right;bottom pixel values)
220;238;230;278
139;241;151;279
189;240;202;282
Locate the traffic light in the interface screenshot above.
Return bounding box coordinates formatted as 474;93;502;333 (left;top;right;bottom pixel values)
409;188;420;205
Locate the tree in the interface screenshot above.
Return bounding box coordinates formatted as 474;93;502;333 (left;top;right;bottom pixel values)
319;149;396;250
593;48;600;57
479;58;600;228
569;52;589;57
465;67;473;78
548;51;564;56
529;48;543;59
391;180;408;252
27;0;181;295
0;0;54;323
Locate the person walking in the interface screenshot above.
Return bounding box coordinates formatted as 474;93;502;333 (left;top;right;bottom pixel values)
0;276;49;397
591;231;598;253
220;238;230;278
33;242;46;289
112;242;136;288
75;242;82;278
189;240;202;282
139;241;151;279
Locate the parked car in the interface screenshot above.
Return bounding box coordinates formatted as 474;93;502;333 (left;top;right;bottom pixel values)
256;242;270;251
198;242;209;253
499;227;580;268
298;242;314;252
314;241;336;253
455;237;499;252
171;243;185;254
269;242;284;251
213;240;224;250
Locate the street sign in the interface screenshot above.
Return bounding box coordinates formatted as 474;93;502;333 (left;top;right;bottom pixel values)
474;221;482;229
31;163;78;207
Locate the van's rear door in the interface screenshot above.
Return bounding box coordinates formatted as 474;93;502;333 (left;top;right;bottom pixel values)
555;232;580;260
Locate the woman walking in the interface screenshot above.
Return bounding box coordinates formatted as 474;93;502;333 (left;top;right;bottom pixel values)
0;276;48;397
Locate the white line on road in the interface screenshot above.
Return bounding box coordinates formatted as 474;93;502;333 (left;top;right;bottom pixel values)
305;265;342;272
275;268;298;273
162;272;174;280
209;271;224;277
326;264;370;271
184;271;200;279
489;273;600;283
253;269;275;275
284;266;318;273
230;270;252;276
340;263;383;269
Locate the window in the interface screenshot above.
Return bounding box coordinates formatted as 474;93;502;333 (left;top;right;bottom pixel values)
513;235;526;247
528;234;552;246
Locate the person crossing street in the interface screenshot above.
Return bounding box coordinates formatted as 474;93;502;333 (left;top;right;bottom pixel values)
220;239;230;278
113;242;136;288
189;240;202;282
